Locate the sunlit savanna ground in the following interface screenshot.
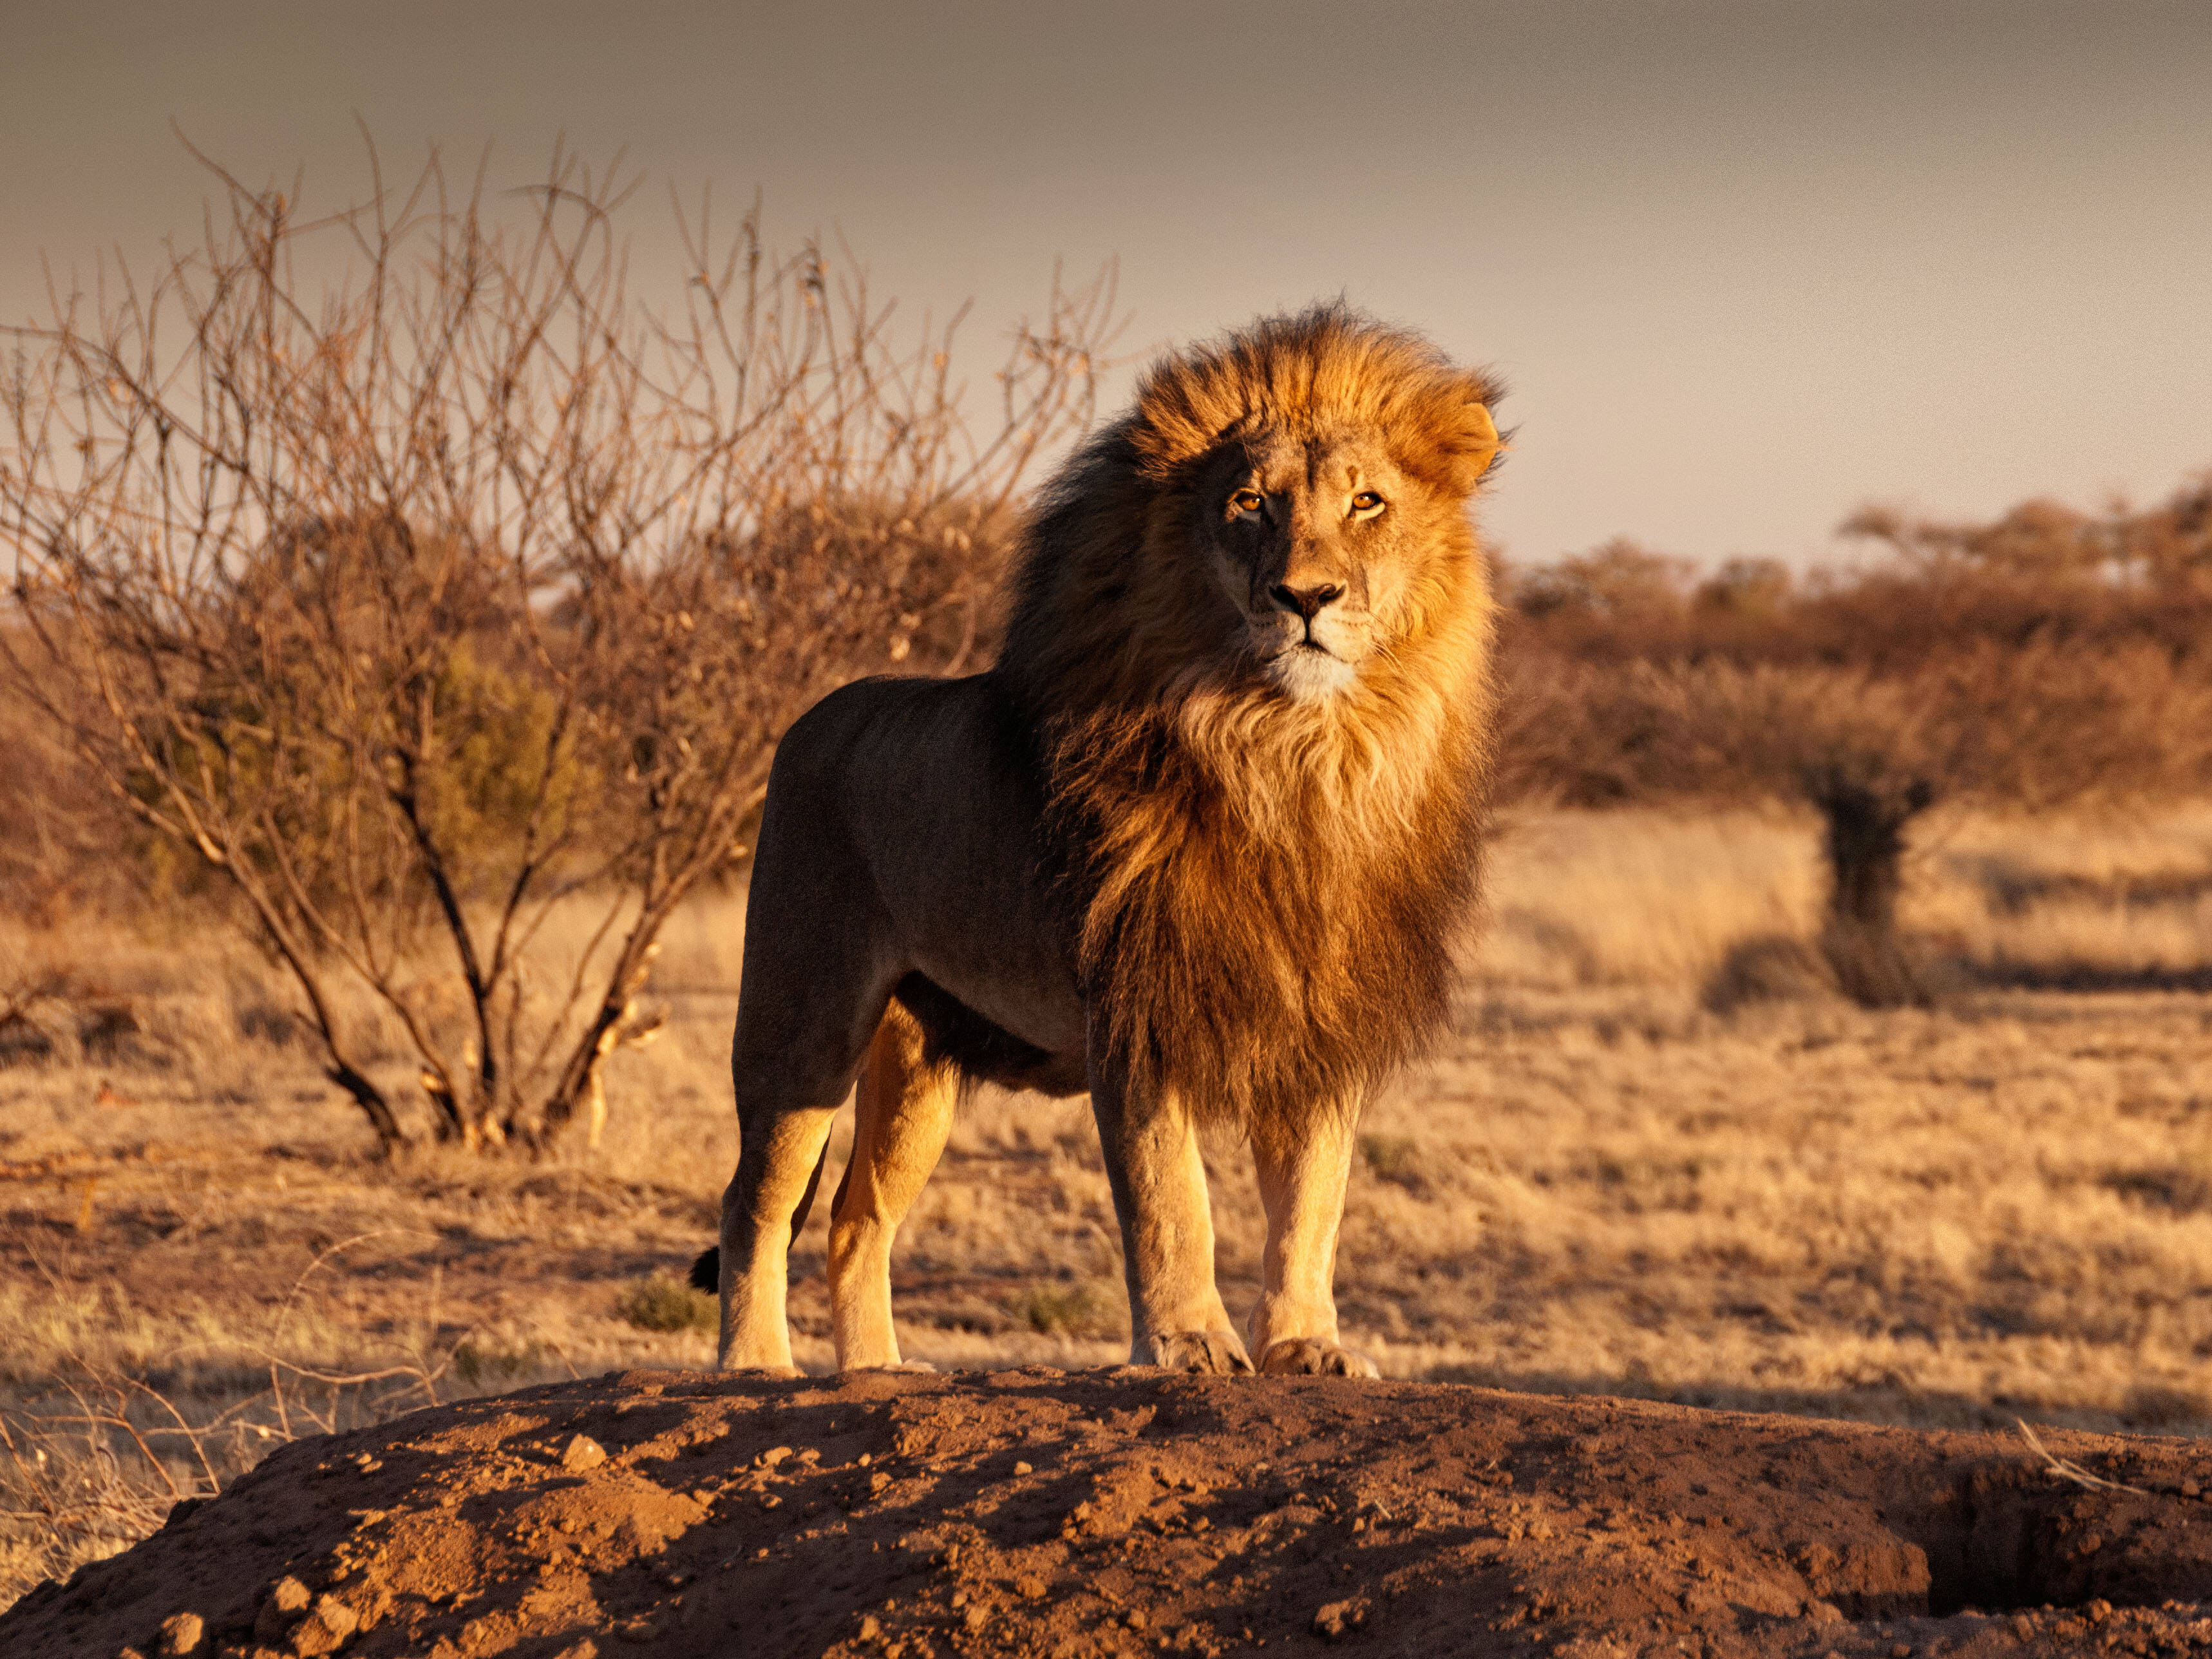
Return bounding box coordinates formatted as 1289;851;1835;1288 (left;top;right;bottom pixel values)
6;802;2212;1600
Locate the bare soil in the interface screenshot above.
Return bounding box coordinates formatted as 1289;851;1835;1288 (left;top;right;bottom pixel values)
7;1369;2212;1659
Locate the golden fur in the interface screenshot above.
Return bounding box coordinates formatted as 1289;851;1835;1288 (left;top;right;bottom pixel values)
1001;305;1501;1147
705;304;1503;1376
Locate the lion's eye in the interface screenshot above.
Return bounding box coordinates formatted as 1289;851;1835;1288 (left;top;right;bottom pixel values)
1350;490;1386;517
1229;489;1265;516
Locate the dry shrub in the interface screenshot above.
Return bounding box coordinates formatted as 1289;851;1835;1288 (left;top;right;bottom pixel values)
1;139;1111;1152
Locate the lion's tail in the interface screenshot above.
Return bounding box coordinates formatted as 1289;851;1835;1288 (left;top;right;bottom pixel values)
688;1133;833;1296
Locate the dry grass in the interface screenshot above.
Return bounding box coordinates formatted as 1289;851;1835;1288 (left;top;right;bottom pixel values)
6;805;2212;1607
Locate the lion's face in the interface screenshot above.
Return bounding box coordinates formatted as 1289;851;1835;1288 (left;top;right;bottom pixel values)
1196;428;1439;702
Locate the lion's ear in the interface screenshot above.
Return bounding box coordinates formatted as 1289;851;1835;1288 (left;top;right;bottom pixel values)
1440;388;1502;493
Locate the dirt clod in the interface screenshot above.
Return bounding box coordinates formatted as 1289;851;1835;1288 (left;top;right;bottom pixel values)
7;1369;2212;1658
1312;1596;1368;1639
289;1594;358;1655
251;1576;310;1645
562;1434;608;1472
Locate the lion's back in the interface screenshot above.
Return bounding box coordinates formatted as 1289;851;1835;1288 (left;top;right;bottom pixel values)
748;670;1084;1058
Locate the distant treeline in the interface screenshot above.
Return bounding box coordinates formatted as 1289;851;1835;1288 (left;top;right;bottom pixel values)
1490;474;2212;1001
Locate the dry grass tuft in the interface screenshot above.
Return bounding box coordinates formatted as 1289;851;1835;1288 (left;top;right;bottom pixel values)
1012;1280;1119;1339
618;1278;719;1336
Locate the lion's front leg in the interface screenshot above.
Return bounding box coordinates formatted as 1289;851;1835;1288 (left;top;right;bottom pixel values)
1088;1038;1252;1375
1246;1108;1379;1378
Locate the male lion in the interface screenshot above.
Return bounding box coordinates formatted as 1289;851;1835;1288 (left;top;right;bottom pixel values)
697;304;1501;1376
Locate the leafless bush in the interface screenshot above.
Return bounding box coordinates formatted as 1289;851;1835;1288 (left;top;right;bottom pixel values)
1;140;1111;1152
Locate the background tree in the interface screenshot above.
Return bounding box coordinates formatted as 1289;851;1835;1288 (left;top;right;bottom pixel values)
1496;491;2212;1005
1;143;1111;1152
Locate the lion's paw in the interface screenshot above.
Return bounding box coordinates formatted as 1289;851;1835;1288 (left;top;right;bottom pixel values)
1259;1338;1379;1378
1143;1330;1255;1376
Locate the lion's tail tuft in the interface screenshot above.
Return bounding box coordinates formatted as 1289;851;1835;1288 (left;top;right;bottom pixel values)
689;1247;720;1294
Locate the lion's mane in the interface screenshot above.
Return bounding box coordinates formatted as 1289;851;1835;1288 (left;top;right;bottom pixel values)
996;305;1500;1141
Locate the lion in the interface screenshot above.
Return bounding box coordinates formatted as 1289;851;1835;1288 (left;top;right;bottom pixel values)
695;303;1502;1376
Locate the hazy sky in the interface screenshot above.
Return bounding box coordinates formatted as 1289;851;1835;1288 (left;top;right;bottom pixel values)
5;0;2207;567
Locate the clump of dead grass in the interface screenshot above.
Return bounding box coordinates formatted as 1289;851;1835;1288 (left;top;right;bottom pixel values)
618;1279;718;1337
1011;1281;1119;1339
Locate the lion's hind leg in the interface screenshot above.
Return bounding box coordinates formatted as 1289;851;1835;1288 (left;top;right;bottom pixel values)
720;1104;844;1374
716;913;895;1375
827;1000;959;1371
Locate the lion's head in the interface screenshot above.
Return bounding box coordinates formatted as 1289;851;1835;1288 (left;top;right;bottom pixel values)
995;305;1504;1138
1002;303;1502;725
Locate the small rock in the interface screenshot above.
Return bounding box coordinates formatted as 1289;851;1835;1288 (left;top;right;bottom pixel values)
1802;1599;1844;1624
291;1597;359;1656
760;1446;793;1468
1014;1576;1047;1600
1312;1598;1368;1641
562;1435;607;1472
254;1578;312;1644
857;1615;882;1640
1012;1461;1034;1475
157;1611;205;1657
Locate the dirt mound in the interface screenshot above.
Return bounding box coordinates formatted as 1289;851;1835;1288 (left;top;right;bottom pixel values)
7;1369;2212;1658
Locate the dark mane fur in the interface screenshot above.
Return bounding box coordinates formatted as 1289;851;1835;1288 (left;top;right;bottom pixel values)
990;305;1500;1142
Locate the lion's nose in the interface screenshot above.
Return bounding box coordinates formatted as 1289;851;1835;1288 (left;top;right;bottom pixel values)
1268;582;1345;621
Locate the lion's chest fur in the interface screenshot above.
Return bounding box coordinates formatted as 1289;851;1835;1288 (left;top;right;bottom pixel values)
1051;688;1483;1130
